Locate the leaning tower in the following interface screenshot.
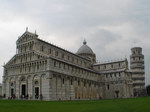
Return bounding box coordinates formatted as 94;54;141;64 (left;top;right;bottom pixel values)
130;47;145;96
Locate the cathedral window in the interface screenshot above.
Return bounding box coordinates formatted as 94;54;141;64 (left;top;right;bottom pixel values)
71;79;73;85
29;44;32;50
89;83;91;87
75;68;78;73
77;59;78;63
84;82;86;87
34;81;39;85
41;45;44;51
25;66;27;72
107;84;110;90
29;66;31;72
45;60;47;64
24;46;27;52
72;67;74;72
30;54;32;60
68;65;69;70
54;61;56;67
118;73;121;77
68;56;70;60
21;58;22;63
21;47;22;53
37;64;39;70
110;74;112;77
25;55;27;61
84;62;86;66
59;62;61;68
11;83;14;87
71;66;73;72
62;53;64;59
78;81;80;86
72;57;74;62
62;78;65;84
55;51;58;56
63;63;65;69
38;55;40;59
49;49;51;54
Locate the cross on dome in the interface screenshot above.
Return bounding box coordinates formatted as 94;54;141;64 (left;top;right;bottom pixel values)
83;40;87;45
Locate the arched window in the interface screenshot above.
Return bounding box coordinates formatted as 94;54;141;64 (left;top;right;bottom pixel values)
59;62;61;68
62;78;65;84
84;82;86;87
107;84;110;90
37;64;39;70
55;51;58;56
62;53;64;59
41;45;44;51
78;81;80;86
49;49;51;54
11;82;14;87
71;79;73;85
34;80;39;85
54;61;56;67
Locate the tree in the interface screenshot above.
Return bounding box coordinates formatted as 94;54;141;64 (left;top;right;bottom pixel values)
146;85;150;96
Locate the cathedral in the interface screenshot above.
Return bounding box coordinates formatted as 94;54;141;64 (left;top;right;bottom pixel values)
2;29;145;100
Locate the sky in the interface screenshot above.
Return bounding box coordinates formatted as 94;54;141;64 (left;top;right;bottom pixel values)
0;0;150;85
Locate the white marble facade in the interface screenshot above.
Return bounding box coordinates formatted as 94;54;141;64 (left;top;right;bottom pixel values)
0;83;2;96
2;30;145;100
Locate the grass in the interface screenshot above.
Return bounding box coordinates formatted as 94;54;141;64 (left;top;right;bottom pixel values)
0;97;150;112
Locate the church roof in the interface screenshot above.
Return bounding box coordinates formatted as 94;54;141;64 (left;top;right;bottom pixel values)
76;40;94;55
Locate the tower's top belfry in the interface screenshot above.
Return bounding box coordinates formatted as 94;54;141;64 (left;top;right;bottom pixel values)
130;47;144;71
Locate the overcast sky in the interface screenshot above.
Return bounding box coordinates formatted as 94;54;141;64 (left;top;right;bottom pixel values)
0;0;150;85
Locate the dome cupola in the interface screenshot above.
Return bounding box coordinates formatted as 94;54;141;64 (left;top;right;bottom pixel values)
76;40;94;55
76;40;96;64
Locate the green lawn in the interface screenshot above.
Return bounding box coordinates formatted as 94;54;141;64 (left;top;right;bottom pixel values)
0;97;150;112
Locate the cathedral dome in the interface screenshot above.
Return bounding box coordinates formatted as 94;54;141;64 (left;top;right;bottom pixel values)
76;40;94;55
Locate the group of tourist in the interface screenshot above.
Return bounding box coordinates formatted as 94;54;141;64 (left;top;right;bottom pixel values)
0;94;43;100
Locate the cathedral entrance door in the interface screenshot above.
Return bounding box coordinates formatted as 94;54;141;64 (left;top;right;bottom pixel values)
11;88;14;96
35;87;39;99
21;84;26;98
115;90;119;98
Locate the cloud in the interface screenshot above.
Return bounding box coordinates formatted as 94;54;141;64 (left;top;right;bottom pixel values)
0;0;150;85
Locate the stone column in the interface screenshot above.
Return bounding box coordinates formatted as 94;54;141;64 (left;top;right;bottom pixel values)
15;77;20;99
27;75;32;99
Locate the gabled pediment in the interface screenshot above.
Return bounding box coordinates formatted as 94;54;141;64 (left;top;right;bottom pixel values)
4;55;17;67
17;30;38;45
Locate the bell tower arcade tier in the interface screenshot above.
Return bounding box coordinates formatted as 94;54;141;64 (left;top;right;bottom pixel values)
130;47;145;96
